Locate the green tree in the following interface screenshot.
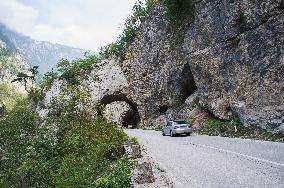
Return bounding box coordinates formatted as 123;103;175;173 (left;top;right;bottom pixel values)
11;66;39;91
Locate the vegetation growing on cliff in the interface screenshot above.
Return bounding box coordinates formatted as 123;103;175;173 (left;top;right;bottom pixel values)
161;0;195;45
12;66;39;91
38;0;156;88
57;53;100;83
162;0;194;23
198;118;284;142
0;59;133;187
100;0;155;60
0;83;23;111
38;52;100;88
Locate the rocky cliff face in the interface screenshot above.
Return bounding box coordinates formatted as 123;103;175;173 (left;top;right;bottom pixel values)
185;0;284;132
36;0;284;133
119;0;284;133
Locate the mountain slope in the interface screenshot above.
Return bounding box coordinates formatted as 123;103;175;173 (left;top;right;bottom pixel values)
0;38;31;113
0;23;87;74
0;40;30;93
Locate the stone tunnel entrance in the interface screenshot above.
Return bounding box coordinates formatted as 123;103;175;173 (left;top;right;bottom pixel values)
179;63;197;103
100;94;140;128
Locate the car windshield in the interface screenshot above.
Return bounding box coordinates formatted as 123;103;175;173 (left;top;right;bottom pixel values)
174;121;187;124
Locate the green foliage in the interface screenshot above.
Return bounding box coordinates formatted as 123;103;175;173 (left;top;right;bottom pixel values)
198;118;284;142
0;84;132;187
100;0;155;60
162;0;194;23
96;159;133;188
57;53;100;84
0;83;24;111
130;137;139;145
0;100;37;187
11;66;39;91
200;118;228;136
28;88;44;105
176;31;185;45
39;69;59;88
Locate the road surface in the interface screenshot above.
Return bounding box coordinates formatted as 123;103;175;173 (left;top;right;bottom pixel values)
125;129;284;188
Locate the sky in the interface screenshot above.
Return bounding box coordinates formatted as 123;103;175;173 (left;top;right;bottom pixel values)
0;0;139;51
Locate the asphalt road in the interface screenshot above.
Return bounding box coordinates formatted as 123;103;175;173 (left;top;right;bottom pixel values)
125;129;284;188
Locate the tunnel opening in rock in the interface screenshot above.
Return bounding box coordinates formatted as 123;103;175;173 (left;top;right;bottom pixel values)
179;63;197;102
158;105;169;114
100;93;140;128
121;109;137;128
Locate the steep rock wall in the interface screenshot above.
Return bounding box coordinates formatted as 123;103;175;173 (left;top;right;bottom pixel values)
121;5;197;126
36;0;284;133
185;0;284;132
120;0;284;132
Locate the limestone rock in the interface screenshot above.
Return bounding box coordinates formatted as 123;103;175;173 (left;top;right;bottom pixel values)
33;0;284;133
104;101;131;126
184;0;284;132
120;0;284;132
135;162;155;184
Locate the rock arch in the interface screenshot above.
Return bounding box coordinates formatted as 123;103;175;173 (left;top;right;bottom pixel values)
100;93;140;128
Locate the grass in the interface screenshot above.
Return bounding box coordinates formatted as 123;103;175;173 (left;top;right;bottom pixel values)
198;118;284;142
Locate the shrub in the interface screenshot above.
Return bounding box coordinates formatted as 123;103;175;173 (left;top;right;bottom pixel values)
56;53;100;84
0;83;24;111
1;84;130;187
95;159;134;188
39;70;59;89
0;100;37;187
198;118;284;142
162;0;195;23
200;119;228;136
1;81;134;187
28;88;44;105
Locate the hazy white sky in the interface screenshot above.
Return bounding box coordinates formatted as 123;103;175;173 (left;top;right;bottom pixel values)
0;0;139;51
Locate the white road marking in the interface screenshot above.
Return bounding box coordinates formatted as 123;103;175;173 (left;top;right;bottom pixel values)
188;142;284;167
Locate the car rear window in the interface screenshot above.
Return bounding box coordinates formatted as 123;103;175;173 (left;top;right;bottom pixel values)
174;121;187;124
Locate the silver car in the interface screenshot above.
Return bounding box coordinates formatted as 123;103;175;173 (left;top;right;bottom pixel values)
162;120;192;137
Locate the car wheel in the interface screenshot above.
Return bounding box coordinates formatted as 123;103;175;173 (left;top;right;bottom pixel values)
186;133;191;136
162;131;165;136
170;131;175;137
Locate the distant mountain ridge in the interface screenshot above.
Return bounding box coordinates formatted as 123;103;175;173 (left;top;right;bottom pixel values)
0;23;87;74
